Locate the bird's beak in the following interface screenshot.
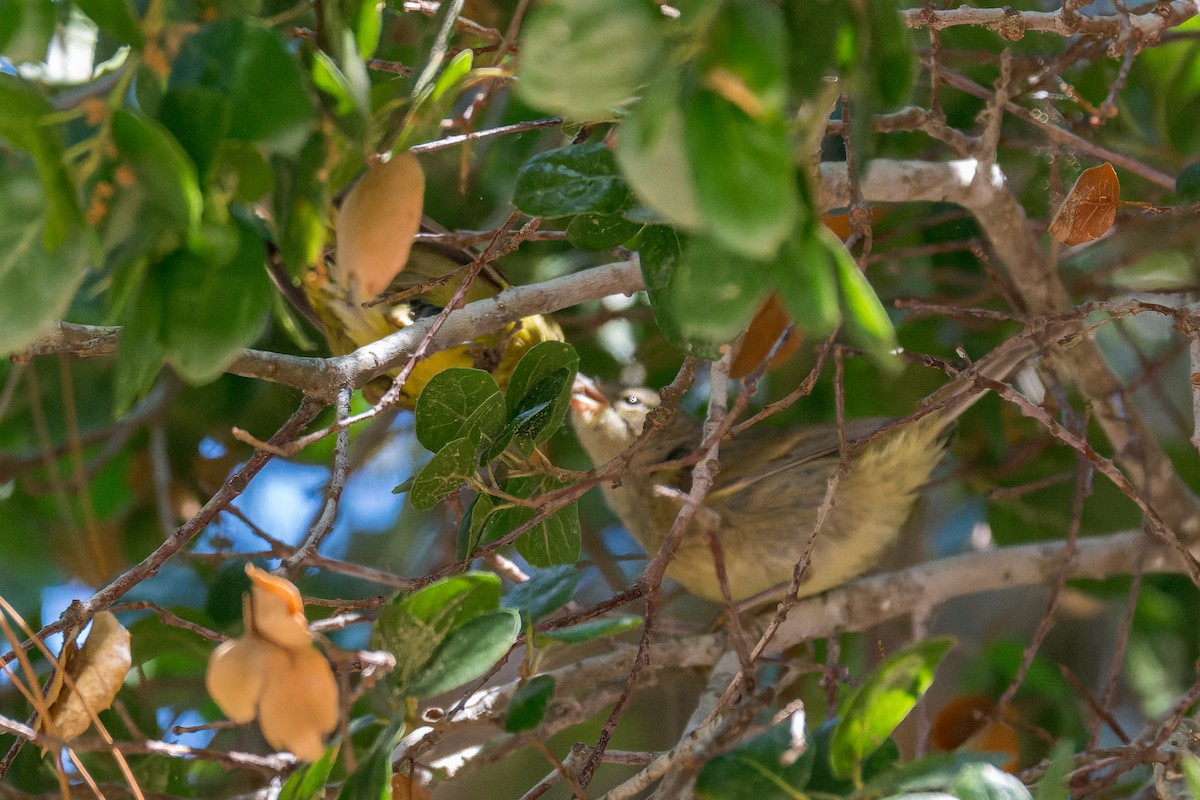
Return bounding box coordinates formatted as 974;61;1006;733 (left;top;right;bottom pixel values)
570;375;608;417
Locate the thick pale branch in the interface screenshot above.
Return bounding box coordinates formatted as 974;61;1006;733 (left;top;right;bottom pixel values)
904;1;1197;41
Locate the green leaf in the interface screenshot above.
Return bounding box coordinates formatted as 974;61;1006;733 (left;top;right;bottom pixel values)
807;719;899;794
113;267;167;414
457;493;495;560
160;219;271;383
414;368;506;453
0;73;84;248
336;719;405;800
504;674;556;733
410;433;479;510
405;609;521;697
517;0;663;120
0;0;54;63
504;340;579;435
1033;741;1072;800
535;614;642;645
863;752;1013;797
831;637;954;783
431;48;473;104
701;0;788;117
481;476;581;568
784;0;852;99
566;213;643;250
0;163;90;354
695;715;812;800
349;0;383;58
863;0;914;108
1183;753;1200;800
171;19;316;154
828;229;899;370
513;141;634;219
1177;160;1200;201
616;71;704;230
373;573;502;692
634;226;709;355
770;222;840;336
670;235;768;347
111;109;203;233
682;88;798;260
502;565;582;622
950;763;1032;800
158;85;232;181
279;744;338;800
73;0;144;48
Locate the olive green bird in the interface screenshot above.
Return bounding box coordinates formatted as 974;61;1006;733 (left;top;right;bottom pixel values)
569;343;1036;602
304;236;563;405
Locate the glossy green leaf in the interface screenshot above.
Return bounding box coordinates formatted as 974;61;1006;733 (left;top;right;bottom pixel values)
535;615;642;645
349;0;383;58
828;229;898;369
566;212;643;250
457;493;495;560
414;368;505;453
807;718;899;794
0;0;54;63
373;573;503;692
404;609;521;697
770;223;840;336
617;71;703;230
113;267;167;414
410;433;479;510
0;164;89;354
111;109;203;233
670;235;768;347
481;476;581;568
171;19;316;154
863;752;1012;797
695;715;812;800
502;565;582;622
1177;160;1200;201
335;719;405;800
700;0;787;117
950;763;1032;800
634;225;706;355
682;89;798;260
431;48;473;104
864;0;914;108
784;0;851;99
830;637;954;782
74;0;144;48
158;85;232;181
513;141;634;218
280;744;337;800
504;675;556;733
0;73;84;248
517;0;663;120
504;340;579;436
160;219;271;383
1033;741;1072;800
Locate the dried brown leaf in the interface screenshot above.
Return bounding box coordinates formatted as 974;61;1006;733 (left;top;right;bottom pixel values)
46;612;131;740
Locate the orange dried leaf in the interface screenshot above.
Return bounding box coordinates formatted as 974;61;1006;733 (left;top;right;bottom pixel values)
730;293;802;379
46;612;132;740
335;150;426;300
205;636;268;723
1049;162;1119;246
257;644;339;761
246;564;311;648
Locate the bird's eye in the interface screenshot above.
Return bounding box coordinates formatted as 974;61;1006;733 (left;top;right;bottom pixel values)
622;394;642;407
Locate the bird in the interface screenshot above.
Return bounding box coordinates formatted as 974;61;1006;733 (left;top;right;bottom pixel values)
302;230;564;406
569;343;1037;602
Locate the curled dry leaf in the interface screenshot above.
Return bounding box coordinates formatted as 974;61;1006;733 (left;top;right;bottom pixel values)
1049;162;1119;246
205;566;340;761
246;563;311;648
730;293;802;379
204;635;268;723
256;644;340;762
45;611;132;740
335;150;426;300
